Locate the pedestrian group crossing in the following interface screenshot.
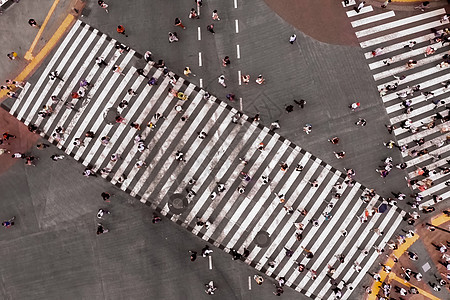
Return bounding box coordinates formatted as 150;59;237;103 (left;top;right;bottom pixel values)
345;4;450;210
2;20;404;299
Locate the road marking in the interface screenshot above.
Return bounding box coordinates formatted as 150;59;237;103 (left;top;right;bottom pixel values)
199;78;203;88
235;19;239;33
236;44;240;59
199;52;202;67
240;97;243;111
209;255;213;269
198;26;201;40
248;276;252;290
346;6;373;18
234;0;238;9
0;14;75;100
25;0;61;60
351;11;395;28
238;70;241;85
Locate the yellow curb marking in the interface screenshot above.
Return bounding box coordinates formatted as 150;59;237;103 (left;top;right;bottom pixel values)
389;272;441;300
24;0;61;61
431;213;450;227
368;233;420;300
0;14;75;100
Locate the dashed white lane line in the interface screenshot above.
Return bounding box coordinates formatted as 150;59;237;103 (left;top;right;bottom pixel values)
199;78;203;88
240;97;243;111
199;52;202;67
235;19;239;33
234;0;238;9
248;276;252;290
209;255;213;269
238;70;242;85
236;44;240;59
198;26;201;40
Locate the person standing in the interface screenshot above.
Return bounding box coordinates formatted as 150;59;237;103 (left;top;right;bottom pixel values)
117;25;128;37
175;18;186;29
289;34;297;44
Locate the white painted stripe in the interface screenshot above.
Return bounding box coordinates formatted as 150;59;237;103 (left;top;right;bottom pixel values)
221;141;292;247
236;44;240;59
235;19;239;33
351;11;395;28
234;0;237;9
62;50;134;152
238;70;241;85
240;97;243;111
377;63;450;91
199;52;202;66
340;213;403;300
36;29;100;132
180;126;264;227
397;121;448;146
420;188;450;208
203;132;280;242
264;168;341;277
109;75;176;184
149;99;230;209
118;80;190;191
248;276;251;290
43;35;111;137
199;78;203;88
9;82;31;115
356;9;445;38
373;51;449;81
382;72;450;104
360;19;446;48
346;6;373;18
389;95;450;125
209;255;213;269
408;154;450;178
248;158;323;264
364;30;448;59
16;21;84;122
342;0;356;7
197;26;201;40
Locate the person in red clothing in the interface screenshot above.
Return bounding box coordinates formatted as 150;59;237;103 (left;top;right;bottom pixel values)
117;25;128;37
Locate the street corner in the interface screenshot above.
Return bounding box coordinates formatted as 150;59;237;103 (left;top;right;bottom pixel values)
263;0;360;46
0;108;40;174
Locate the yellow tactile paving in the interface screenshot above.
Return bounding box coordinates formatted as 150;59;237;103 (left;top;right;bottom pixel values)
368;233;420;299
25;0;61;60
0;13;75;100
431;213;450;227
389;272;441;300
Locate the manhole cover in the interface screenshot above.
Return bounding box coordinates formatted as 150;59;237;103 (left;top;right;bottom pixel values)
254;231;271;248
168;193;188;215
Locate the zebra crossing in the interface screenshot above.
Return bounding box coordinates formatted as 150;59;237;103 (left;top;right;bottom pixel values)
2;20;404;299
345;4;450;209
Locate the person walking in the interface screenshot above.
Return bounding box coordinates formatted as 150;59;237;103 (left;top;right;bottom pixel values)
98;0;109;13
206;24;215;34
189;8;199;19
2;216;15;228
222;56;231;67
6;52;17;60
212;10;220;20
218;75;226;87
96;56;107;67
354;1;366;13
175;18;186;29
289;34;297;44
117;25;128;37
28;19;40;28
48;71;64;81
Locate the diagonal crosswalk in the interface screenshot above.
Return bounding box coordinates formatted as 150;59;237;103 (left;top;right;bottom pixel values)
2;20;404;299
346;4;450;212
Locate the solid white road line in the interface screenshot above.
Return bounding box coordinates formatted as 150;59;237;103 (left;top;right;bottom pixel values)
351;11;395;28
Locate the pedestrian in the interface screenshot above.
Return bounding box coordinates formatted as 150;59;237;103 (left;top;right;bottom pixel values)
101;192;112;202
189;250;197;261
270;120;280;130
254;275;264;285
354;1;365;13
144;50;152;62
2;216;15;228
175;18;186;29
136;68;148;78
294;99;306;108
212;9;220;20
289;34;297;44
48;71;64;81
96;223;109;235
96;56;107;67
115;115;127;124
98;0;109;13
303;123;312;134
168;32;179;43
50;154;64;161
334;151;345;159
189;8;199;19
152;214;162;223
201;245;213;257
349;102;360;111
255;74;265;84
117;25;128;37
355;118;367;126
175;150;186;162
381;0;391;8
218;75;226;87
285;104;294;113
328;137;339;144
198;131;207;139
83;168;97;177
206;24;215;34
226;93;235;101
6;52;17;60
241;74;250;84
97;208;111;219
222;56;231;66
28;18;39;27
